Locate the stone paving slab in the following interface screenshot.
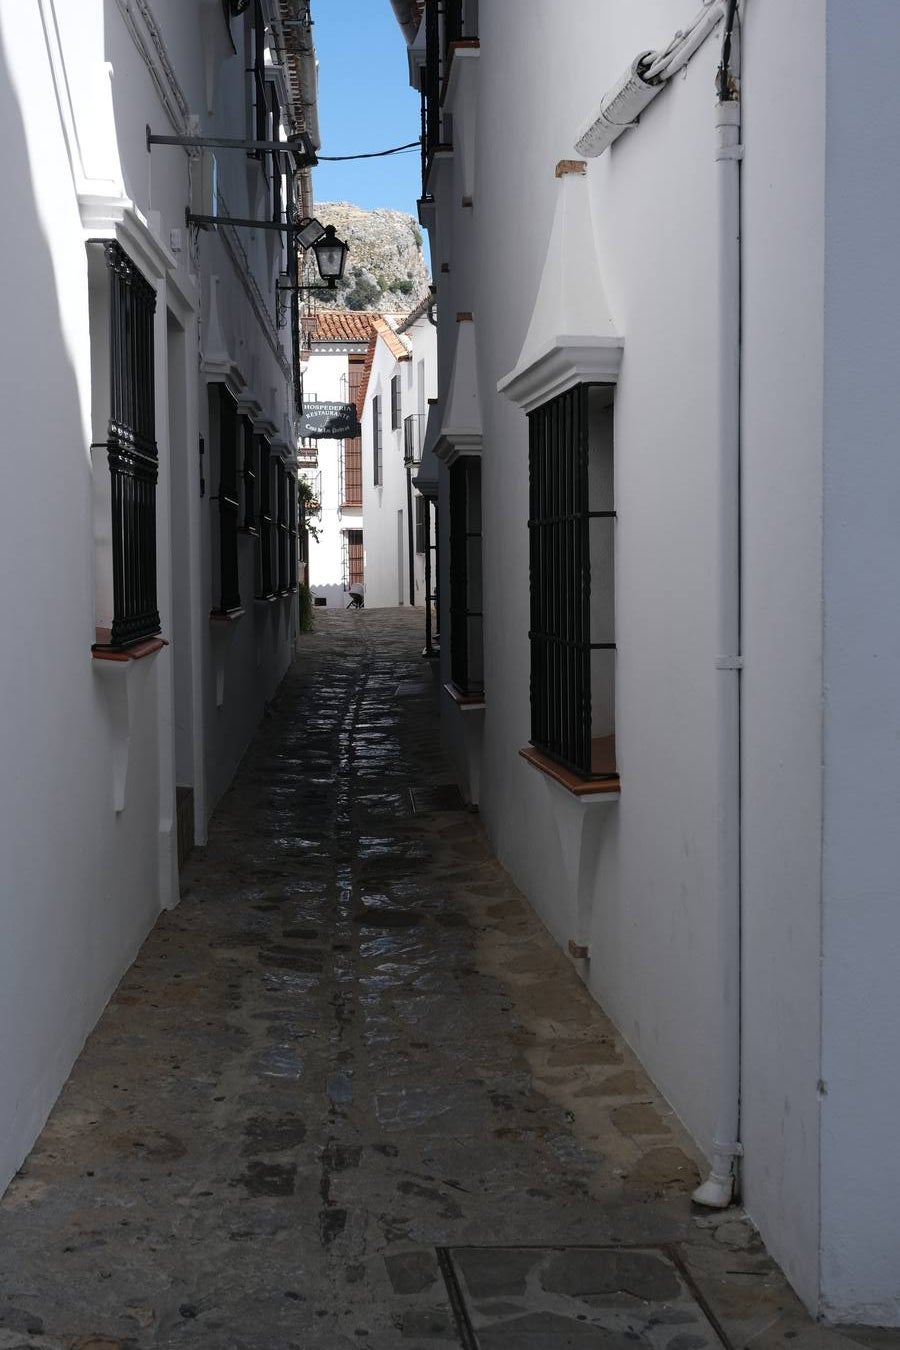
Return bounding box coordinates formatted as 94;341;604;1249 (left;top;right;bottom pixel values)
444;1245;725;1348
0;612;891;1350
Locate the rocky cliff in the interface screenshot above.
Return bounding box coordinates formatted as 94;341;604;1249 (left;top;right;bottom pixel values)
312;202;431;313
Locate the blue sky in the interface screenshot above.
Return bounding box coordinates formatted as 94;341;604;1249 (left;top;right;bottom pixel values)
311;0;422;215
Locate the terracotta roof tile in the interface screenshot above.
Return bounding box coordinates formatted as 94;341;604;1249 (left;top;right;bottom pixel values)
372;316;412;363
312;310;377;342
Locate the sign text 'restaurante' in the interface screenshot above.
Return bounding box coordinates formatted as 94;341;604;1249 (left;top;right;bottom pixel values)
300;402;361;440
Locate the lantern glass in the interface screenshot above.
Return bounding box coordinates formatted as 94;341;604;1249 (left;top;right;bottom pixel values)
313;225;348;283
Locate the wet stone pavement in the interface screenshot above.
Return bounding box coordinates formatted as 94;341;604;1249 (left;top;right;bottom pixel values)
0;611;891;1350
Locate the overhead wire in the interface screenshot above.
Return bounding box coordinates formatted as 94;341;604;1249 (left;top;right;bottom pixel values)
317;140;421;161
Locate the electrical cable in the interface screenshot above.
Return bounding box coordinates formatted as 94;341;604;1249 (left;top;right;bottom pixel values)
317;140;421;161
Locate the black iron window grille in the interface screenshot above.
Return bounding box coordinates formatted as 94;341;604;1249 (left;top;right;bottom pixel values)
253;0;268;152
346;529;364;590
90;240;160;648
289;474;299;592
211;385;241;614
449;459;484;696
372;394;383;486
390;373;401;431
256;435;276;599
404;411;424;465
276;460;289;595
528;383;616;780
240;415;257;532
415;492;427;554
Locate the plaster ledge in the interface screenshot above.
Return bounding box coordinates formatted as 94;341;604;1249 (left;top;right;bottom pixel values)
92;636;167;813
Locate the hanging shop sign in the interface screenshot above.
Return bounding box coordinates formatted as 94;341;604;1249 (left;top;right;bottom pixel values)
300;401;361;440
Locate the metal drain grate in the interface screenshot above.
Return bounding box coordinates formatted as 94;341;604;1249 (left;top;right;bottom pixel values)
437;1245;731;1349
409;784;465;814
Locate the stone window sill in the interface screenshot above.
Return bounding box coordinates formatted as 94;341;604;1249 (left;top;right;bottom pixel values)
92;631;167;662
519;737;620;798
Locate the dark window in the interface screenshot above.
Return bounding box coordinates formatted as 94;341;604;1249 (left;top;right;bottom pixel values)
89;240;160;648
289;473;298;591
372;394;383;486
390;373;401;430
342;359;363;506
270;82;282;224
276;459;289;594
256;435;276;599
211;385;241;614
415;493;427;554
528;383;616;779
344;529;364;590
449;459;484;696
253;0;268;148
240;415;257;531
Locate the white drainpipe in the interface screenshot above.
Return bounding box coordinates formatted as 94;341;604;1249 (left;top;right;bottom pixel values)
693;0;743;1210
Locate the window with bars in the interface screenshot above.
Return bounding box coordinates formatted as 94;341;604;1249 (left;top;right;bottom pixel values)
344;529;364;590
240;415;257;532
390;373;401;431
88;239;160;648
276;459;290;595
288;472;299;591
372;394;383;486
256;435;276;599
415;493;427;554
343;359;363;506
528;383;616;780
449;459;484;696
210;384;241;614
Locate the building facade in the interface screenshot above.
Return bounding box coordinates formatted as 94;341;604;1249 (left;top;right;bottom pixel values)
0;0;313;1196
360;300;437;610
398;0;900;1325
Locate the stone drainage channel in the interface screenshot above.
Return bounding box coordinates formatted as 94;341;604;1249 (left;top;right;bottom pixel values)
0;611;887;1350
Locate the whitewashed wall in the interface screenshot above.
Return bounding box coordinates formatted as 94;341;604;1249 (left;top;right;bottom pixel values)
0;0;298;1197
423;0;900;1323
817;0;900;1323
361;320;434;609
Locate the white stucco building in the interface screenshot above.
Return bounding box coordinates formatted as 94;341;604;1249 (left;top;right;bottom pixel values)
0;0;313;1197
360;298;436;610
303;301;436;610
397;0;900;1326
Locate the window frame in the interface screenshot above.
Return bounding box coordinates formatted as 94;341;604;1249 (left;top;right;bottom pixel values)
390;372;401;431
527;382;616;781
88;239;161;649
372;394;383;486
211;384;242;615
449;459;484;697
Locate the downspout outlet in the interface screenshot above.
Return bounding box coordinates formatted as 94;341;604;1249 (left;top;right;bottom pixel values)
692;1143;742;1208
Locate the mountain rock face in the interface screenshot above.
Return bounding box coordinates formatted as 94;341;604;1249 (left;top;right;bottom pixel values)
313;202;431;313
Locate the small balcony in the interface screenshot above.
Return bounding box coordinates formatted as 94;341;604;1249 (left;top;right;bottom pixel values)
404;412;425;466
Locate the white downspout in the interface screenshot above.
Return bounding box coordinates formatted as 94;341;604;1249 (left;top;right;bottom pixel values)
693;0;743;1210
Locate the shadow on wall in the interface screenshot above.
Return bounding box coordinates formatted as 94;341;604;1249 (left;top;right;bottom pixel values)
0;16;107;1192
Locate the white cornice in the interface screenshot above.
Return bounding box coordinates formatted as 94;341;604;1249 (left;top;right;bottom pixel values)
497;337;622;414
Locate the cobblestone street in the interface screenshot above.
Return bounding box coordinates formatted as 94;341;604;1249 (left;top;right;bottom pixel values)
0;612;888;1349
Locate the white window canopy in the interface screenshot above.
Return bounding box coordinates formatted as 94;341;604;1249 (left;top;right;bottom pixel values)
436;314;482;464
498;161;624;414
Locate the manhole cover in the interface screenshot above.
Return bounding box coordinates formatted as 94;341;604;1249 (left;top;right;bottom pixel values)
410;784;465;814
438;1246;729;1349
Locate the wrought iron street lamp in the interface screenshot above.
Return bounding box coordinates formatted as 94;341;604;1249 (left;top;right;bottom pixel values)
311;225;348;287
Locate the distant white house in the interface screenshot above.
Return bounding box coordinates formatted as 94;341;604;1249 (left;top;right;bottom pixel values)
302;300;437;610
0;0;314;1198
300;310;372;606
397;0;900;1327
361;298;437;609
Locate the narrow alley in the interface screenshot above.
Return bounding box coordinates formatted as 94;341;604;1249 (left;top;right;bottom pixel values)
0;613;886;1350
